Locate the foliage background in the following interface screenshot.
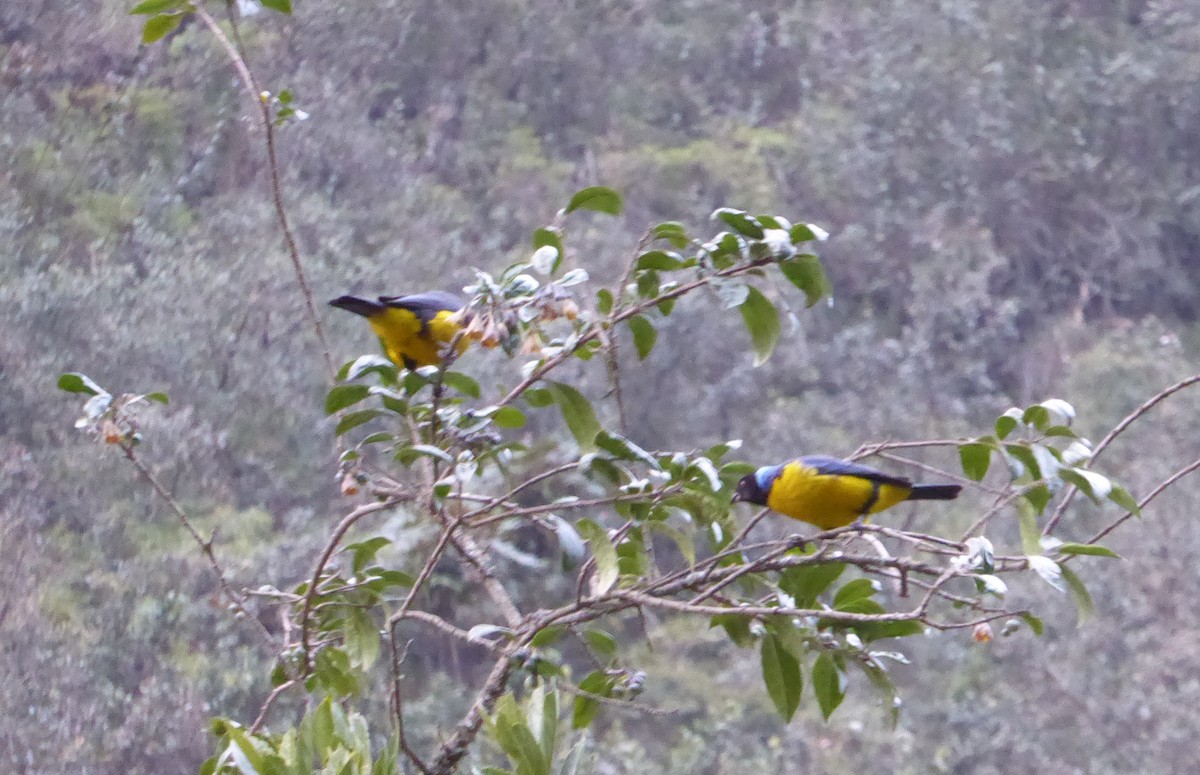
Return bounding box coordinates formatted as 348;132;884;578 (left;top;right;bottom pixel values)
4;0;1200;772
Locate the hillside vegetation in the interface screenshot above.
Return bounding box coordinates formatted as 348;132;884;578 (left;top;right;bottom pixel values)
4;1;1200;773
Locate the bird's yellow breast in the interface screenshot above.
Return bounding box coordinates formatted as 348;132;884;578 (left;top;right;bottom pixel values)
765;462;912;530
368;308;465;369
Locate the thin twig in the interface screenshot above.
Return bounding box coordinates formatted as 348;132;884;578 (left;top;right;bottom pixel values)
496;256;779;409
1044;372;1200;534
450;531;524;628
249;679;297;734
190;3;336;379
388;631;432;775
428;653;516;775
121;443;275;648
1076;455;1200;550
557;681;680;717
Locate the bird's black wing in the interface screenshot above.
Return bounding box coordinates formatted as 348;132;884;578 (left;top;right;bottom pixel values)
799;455;914;489
379;291;465;326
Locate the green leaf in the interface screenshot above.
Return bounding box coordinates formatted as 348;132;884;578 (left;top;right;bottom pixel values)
325;384;370;414
361;568;414;592
565;186;623;216
394;444;454;465
344;537;391;574
342;608;381;670
1108;485;1141;517
129;0;181;14
1016;497;1042;555
532;227;564;258
260;0;293;13
760;633;803;721
1019;611;1045;636
645;521;695;566
335;409;382;436
491;694;549;775
225;726;267;774
739;286;781;367
531;625;567;648
521;682;558;770
311;696;335;751
142;13;182;43
443;372;481;398
714;208;764;238
860;660;901;729
652;221;689;249
1058;467;1112;503
833;578;877;609
636;268;660;299
711;613;755;647
343;354;396;382
959;440;993;481
1057;543;1121;559
1059;564;1094;623
628;315;657;360
635;250;683;271
994;408;1023;440
1022;404;1051;431
595;431;659;468
575;519;619;594
309;647;362;697
596;288;614;315
57;372;106;396
789;223;828;243
780;559;845;608
1024;484;1053;516
572;670;614;729
524;388;553;408
811;652;844;720
493;406;526;429
857;618;924;642
545;381;601;451
582;629;618;663
778;254;830;307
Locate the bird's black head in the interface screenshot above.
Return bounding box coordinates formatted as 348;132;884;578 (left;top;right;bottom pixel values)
732;473;768;506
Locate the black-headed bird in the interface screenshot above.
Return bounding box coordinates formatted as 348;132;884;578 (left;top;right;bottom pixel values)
732;455;961;530
329;291;467;370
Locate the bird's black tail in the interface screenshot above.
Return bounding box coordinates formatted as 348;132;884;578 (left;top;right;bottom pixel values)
329;295;383;318
907;484;962;501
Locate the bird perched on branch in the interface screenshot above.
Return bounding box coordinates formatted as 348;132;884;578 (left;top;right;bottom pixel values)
732;455;961;530
329;291;468;370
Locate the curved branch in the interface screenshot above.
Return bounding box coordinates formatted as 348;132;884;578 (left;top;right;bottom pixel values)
1044;372;1200;534
298;496;409;667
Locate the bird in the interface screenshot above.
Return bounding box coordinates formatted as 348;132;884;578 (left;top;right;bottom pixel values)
732;455;962;530
329;291;467;370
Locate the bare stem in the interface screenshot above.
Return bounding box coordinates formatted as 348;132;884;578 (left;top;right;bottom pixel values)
121;442;275;649
190;2;336;379
1044;372;1200;534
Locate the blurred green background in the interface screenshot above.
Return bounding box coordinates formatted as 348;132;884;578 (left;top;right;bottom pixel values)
4;1;1200;772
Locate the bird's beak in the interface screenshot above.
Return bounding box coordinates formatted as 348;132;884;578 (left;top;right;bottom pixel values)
730;491;743;504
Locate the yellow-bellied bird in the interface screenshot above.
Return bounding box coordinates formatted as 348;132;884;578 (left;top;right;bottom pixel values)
732;455;961;530
329;291;467;370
